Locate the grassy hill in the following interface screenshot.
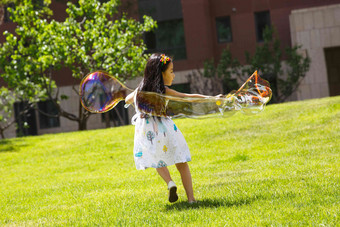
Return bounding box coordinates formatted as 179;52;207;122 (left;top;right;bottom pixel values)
0;96;339;226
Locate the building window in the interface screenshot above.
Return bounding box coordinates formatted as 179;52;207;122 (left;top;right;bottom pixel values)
254;11;271;42
4;3;15;23
144;31;156;50
170;83;190;93
38;100;60;129
14;102;38;137
101;101;129;127
145;19;187;60
138;0;185;59
216;16;232;43
32;0;44;9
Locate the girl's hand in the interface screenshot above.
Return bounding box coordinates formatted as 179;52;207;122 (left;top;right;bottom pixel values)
125;89;137;104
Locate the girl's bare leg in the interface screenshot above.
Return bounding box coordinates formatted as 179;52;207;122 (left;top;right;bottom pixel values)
157;167;178;202
175;162;196;202
156;167;172;184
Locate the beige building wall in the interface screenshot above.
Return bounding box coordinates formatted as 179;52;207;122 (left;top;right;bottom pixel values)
289;4;340;100
2;114;16;139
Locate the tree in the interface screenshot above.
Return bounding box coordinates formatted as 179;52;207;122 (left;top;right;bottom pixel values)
53;0;156;130
0;87;16;139
0;0;52;138
0;0;156;133
197;26;310;103
0;0;48;26
279;46;311;102
241;26;310;103
0;0;14;26
187;47;240;95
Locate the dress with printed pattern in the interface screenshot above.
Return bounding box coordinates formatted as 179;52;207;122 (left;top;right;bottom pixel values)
132;96;191;170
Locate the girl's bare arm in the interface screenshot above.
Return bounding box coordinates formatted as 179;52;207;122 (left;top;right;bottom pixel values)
125;89;137;104
126;87;223;104
165;87;223;102
126;88;208;104
165;87;211;98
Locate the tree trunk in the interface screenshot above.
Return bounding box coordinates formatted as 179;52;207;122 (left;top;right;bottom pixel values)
0;5;4;27
104;112;110;128
78;101;88;130
78;118;88;131
0;129;5;139
114;107;124;126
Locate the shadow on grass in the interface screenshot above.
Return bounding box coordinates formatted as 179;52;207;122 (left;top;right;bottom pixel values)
0;139;25;153
165;195;262;211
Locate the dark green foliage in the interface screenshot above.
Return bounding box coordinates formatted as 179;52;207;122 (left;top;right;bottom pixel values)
280;45;311;100
0;88;15;139
203;26;310;103
242;26;310;103
203;47;240;94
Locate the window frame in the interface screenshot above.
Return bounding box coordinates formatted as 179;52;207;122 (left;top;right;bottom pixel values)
144;19;187;60
4;3;15;23
254;10;271;42
38;100;60;129
215;16;233;43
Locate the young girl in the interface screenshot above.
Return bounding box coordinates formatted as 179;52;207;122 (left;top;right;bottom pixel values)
125;53;221;203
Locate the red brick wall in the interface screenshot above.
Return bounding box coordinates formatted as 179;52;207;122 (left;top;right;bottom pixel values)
1;0;340;84
178;0;340;72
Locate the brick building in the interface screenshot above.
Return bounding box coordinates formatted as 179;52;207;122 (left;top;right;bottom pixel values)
1;0;340;138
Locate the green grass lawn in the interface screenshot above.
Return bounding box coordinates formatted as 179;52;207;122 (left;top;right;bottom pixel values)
0;96;339;226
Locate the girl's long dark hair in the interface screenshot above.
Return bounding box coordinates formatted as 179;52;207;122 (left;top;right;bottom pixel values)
138;53;171;93
136;53;172;116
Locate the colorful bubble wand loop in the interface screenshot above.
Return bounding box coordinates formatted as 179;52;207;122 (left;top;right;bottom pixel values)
79;70;272;118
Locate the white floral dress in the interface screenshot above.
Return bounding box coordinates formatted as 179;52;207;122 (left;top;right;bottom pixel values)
132;96;191;170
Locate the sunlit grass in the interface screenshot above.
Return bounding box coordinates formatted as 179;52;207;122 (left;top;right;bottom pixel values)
0;96;339;226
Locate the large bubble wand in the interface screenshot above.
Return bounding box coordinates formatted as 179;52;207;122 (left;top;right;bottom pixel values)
79;70;272;118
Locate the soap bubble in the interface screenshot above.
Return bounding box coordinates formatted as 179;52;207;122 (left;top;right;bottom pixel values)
79;71;129;113
79;71;272;118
